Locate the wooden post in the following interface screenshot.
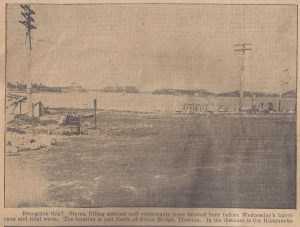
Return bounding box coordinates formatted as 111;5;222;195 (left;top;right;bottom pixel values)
77;118;81;135
38;102;42;116
27;83;33;116
279;93;282;112
279;99;281;112
32;103;34;117
19;102;22;114
94;98;97;129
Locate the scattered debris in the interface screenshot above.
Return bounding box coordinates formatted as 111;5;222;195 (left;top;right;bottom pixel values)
5;134;61;153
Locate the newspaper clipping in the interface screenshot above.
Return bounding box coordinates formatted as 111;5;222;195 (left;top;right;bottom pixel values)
0;0;299;227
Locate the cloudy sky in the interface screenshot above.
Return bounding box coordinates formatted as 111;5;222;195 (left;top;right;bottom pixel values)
6;4;297;93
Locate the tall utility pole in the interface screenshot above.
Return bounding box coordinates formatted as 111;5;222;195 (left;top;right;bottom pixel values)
19;4;37;116
234;43;252;112
279;68;292;112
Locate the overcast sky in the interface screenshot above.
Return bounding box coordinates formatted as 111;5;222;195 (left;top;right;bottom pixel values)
6;4;297;93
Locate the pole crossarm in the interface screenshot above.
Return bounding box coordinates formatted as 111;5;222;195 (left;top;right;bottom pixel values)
19;4;37;50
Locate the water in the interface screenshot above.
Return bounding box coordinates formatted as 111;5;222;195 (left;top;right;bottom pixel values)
5;113;296;208
31;92;295;112
5;91;296;207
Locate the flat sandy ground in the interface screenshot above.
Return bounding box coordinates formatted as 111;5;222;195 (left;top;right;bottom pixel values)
5;111;296;208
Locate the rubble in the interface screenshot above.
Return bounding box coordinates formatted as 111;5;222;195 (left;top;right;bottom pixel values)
5;106;100;155
5;133;62;154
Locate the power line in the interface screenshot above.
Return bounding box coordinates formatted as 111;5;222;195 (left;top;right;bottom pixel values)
32;37;112;54
32;37;204;60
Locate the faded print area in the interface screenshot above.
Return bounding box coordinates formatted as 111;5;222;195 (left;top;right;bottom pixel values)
5;4;296;208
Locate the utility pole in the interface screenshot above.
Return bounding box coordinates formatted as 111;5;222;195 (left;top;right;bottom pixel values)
279;68;292;112
234;43;252;112
19;4;37;117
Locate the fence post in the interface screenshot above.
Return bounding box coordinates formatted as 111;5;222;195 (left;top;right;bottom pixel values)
94;98;97;129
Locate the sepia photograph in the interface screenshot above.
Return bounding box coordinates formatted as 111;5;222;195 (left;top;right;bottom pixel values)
4;3;297;209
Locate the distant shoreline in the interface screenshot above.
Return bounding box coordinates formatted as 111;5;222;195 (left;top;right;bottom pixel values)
7;82;296;98
152;88;296;98
7;89;297;99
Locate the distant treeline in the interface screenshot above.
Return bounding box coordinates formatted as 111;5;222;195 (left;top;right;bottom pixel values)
7;82;296;98
282;90;297;98
218;90;296;98
153;89;215;97
7;82;63;92
102;86;140;93
7;82;27;91
153;88;296;98
218;90;279;97
7;82;86;92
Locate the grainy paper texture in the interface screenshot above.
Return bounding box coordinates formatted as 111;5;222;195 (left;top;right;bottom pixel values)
0;0;299;227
